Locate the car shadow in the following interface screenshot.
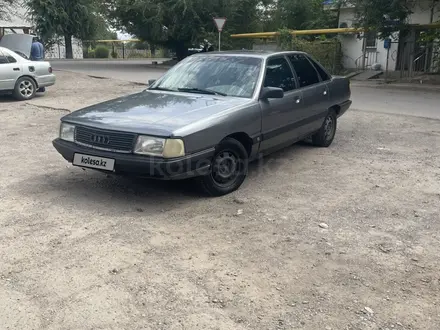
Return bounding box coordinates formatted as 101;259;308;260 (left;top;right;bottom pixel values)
14;140;317;212
247;140;314;177
14;168;205;213
0;93;46;103
0;95;15;103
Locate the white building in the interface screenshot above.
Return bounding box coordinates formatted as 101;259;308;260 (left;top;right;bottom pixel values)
0;4;83;59
327;0;440;72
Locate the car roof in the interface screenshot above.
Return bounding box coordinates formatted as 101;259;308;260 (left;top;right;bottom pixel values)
0;46;12;54
193;50;307;59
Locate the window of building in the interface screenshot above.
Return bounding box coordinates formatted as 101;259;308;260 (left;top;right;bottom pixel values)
264;57;295;92
365;31;377;48
287;54;321;87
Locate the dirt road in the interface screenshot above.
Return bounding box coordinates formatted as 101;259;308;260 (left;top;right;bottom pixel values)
1;72;439;330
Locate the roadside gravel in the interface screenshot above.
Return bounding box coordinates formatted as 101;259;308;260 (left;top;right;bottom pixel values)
1;71;439;330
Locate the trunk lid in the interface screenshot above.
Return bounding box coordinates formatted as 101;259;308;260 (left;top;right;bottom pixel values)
0;34;33;59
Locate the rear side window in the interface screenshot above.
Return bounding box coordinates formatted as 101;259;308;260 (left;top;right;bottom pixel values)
7;55;17;63
287;54;320;88
308;56;331;81
0;51;9;64
263;57;295;92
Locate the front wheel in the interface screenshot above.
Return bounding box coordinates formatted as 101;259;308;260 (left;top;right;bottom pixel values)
312;110;337;147
197;138;249;196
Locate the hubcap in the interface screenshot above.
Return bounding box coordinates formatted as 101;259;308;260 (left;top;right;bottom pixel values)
211;151;240;187
19;80;34;98
324;116;334;141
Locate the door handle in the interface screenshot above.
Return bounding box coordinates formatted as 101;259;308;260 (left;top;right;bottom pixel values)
13;68;20;71
294;96;301;104
323;90;328;95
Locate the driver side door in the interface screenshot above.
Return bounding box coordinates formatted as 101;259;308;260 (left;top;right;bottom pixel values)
259;56;303;154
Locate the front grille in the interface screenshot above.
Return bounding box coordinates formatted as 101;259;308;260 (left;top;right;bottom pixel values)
75;126;137;153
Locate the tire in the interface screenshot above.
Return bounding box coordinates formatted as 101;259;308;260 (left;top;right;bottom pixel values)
197;138;249;196
13;77;37;101
312;110;337;147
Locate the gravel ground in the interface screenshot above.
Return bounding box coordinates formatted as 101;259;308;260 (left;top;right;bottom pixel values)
1;72;439;330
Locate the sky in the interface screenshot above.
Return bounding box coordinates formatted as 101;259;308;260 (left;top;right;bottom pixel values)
116;31;134;40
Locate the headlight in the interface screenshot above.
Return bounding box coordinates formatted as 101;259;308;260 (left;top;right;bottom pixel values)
134;135;185;158
60;122;75;142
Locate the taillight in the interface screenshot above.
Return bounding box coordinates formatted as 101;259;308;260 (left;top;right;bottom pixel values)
48;67;53;73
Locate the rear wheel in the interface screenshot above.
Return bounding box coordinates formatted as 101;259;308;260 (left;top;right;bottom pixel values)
13;77;37;101
312;110;337;147
197;138;248;196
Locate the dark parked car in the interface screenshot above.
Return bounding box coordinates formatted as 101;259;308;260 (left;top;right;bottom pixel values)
53;51;351;196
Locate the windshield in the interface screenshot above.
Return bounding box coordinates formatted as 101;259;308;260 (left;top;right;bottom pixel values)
151;55;263;98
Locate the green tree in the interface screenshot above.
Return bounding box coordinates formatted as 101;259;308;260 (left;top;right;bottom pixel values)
348;0;422;38
261;0;338;32
0;0;13;21
93;14;118;40
104;0;267;59
26;0;98;58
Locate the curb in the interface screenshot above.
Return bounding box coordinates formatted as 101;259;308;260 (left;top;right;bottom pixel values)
350;81;440;92
143;64;173;70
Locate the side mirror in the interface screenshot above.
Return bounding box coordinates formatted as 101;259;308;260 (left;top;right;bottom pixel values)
260;87;284;100
148;79;156;86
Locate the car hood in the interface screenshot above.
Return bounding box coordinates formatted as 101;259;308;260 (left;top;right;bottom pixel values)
0;34;33;58
62;91;251;136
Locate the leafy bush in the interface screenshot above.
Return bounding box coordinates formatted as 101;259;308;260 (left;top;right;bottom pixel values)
94;46;109;59
277;29;343;74
84;49;95;58
111;51;118;59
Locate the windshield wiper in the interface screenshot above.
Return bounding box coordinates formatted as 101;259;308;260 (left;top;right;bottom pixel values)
149;86;177;92
178;87;227;96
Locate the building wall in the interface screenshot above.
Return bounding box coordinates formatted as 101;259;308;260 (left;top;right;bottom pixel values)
337;8;363;69
338;1;439;71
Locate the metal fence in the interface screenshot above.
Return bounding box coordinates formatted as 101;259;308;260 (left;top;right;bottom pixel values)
355;50;379;70
397;41;440;78
42;39;171;59
45;39;83;59
82;41;171;59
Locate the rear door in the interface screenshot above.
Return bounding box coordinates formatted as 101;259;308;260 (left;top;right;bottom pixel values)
259;55;303;153
287;53;329;136
306;54;334;105
0;49;21;90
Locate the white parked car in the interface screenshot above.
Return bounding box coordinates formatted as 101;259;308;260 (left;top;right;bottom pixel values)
0;34;56;100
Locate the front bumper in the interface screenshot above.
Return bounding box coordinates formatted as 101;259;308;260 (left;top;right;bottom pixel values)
53;139;215;180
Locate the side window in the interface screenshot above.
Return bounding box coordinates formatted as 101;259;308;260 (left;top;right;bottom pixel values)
7;55;17;63
0;51;9;64
308;57;331;81
263;57;295;92
287;54;321;88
